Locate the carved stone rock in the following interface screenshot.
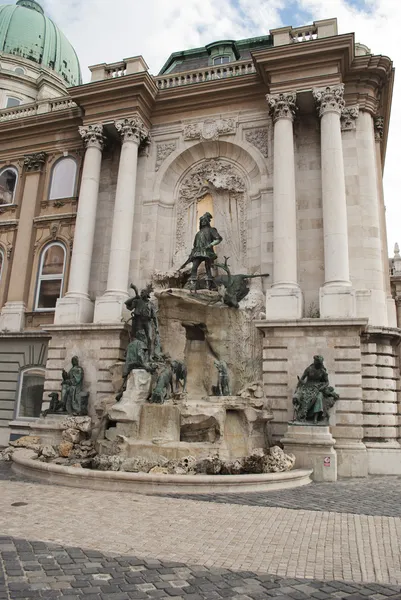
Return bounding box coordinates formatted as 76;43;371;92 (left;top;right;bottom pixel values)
108;369;152;422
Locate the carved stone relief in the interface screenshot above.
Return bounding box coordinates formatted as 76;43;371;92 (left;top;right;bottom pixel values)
183;118;237;142
313;84;345;117
155;141;176;171
341;106;359;131
24;152;47;172
245;128;269;157
374;116;384;142
175;159;247;270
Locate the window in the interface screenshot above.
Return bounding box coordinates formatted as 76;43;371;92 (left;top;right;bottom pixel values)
49;157;77;200
14;67;25;75
0;249;4;283
6;97;21;108
213;56;231;65
35;242;66;311
16;368;45;419
0;166;18;205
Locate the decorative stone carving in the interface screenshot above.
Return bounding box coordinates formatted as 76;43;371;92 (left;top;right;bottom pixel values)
175;159;246;260
115;116;149;145
341;106;359;131
24;152;47;172
266;92;297;122
183;117;237;141
155;141;176;171
313;84;345;117
79;123;105;150
245;128;269;157
374;116;384;141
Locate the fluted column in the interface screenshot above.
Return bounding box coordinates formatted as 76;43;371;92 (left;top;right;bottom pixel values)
55;124;104;324
313;85;355;318
94;116;149;323
265;92;303;319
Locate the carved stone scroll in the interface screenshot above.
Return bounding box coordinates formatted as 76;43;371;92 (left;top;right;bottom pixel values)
79;124;105;150
313;85;345;117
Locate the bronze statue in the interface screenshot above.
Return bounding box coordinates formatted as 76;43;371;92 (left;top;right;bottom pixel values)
149;364;173;404
116;331;156;402
215;257;269;308
179;212;222;290
41;391;65;417
293;355;339;424
212;360;230;396
60;356;88;416
171;360;187;393
125;283;160;357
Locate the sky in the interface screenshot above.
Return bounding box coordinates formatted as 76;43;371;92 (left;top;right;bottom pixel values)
9;0;401;253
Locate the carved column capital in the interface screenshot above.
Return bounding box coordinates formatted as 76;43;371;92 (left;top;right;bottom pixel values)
23;152;47;172
313;84;345;117
79;124;105;150
115;116;149;145
374;116;384;142
266;92;297;123
341;105;359;131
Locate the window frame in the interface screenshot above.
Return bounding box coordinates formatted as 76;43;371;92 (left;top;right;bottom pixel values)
14;366;46;421
14;67;26;76
213;56;231;65
5;96;22;108
34;241;67;312
48;156;78;201
0;165;19;206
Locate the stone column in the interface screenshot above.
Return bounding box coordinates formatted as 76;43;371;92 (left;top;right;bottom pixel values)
94;116;149;323
0;153;46;331
313;85;355;318
54;124;104;325
265;92;303;319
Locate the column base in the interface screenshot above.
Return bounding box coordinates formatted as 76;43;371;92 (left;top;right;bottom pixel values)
281;423;337;482
319;284;356;318
93;293;129;324
355;289;387;326
0;301;26;331
387;296;397;328
54;295;94;325
266;285;303;319
335;441;368;478
365;441;401;475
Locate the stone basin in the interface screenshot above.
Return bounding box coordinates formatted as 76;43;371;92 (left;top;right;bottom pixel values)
12;449;313;495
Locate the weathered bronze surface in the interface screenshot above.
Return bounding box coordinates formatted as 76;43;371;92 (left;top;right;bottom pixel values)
292;355;339;424
212;360;230;396
60;356;88;416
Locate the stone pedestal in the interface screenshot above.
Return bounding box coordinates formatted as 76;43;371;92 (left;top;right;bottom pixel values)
139;405;180;443
281;423;337;482
108;370;152;423
0;301;26;332
29;415;68;446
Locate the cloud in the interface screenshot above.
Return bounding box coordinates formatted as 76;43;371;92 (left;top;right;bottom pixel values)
4;0;400;253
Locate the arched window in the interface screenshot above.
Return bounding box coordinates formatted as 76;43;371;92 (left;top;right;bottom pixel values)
0;166;18;205
6;96;21;108
14;67;25;75
15;367;45;419
0;249;4;284
49;157;77;200
35;242;66;311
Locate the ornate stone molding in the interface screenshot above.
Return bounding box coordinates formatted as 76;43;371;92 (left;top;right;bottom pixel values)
313;85;345;117
341;106;359;131
155;141;176;171
183;117;237;142
115;117;149;146
374;116;384;142
24;152;47;172
79;124;105;150
266;92;297;123
245;128;269;157
176;159;246;262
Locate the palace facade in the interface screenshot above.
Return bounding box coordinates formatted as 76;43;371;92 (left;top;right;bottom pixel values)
0;1;399;477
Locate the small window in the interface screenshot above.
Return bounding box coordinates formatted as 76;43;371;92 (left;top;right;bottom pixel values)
0;166;18;205
6;97;21;108
49;157;77;200
14;67;25;75
16;368;45;419
213;56;231;65
35;242;66;311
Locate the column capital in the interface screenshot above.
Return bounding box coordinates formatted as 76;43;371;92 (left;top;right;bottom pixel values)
341;105;359;131
23;152;47;172
266;92;297;123
374;116;384;142
313;84;345;117
79;123;105;150
115;116;149;145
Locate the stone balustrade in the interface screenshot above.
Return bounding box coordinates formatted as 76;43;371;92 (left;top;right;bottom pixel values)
291;25;318;43
156;61;256;89
0;97;77;122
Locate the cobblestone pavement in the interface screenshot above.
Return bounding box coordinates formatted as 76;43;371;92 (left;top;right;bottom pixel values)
1;536;401;600
161;476;401;517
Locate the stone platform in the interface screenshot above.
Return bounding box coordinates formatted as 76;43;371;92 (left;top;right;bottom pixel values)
281;423;337;482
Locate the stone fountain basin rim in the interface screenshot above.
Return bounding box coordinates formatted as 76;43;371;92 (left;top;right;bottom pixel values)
11;449;313;494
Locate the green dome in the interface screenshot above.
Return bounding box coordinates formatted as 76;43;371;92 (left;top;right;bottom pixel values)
0;0;81;86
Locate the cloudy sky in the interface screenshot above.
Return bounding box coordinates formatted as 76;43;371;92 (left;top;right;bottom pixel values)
13;0;401;252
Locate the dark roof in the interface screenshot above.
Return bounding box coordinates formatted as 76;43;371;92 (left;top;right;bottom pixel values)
158;34;273;75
